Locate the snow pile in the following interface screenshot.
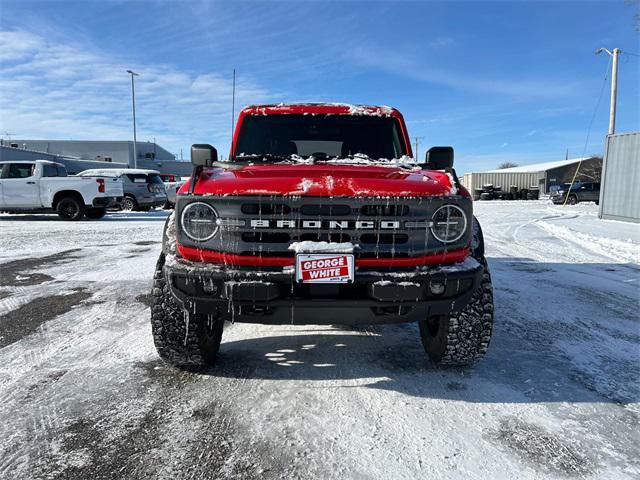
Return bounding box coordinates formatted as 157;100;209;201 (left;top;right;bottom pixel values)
297;178;316;193
446;172;458;195
295;176;335;194
288;241;358;254
321;154;418;168
536;219;639;264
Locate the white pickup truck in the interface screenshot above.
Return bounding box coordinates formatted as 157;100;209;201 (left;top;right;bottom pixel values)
0;160;124;220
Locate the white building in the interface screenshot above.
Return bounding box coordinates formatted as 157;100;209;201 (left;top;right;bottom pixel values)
0;140;192;176
461;157;602;196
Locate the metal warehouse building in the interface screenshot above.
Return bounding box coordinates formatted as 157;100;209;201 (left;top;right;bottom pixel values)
461;156;602;195
0;140;192;176
599;132;640;223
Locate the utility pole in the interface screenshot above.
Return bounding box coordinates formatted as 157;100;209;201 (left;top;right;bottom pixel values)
413;136;424;161
126;70;139;168
595;48;620;135
609;48;619;135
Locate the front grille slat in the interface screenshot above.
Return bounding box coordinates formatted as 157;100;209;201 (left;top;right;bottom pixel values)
300;233;351;243
241;232;291;243
360;233;408;245
299;204;352;216
241;203;291;215
360;204;409;216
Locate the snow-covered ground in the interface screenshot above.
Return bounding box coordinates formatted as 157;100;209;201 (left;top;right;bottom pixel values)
0;202;638;479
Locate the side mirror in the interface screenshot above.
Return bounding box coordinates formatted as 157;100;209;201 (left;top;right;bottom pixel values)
423;146;454;170
190;144;218;167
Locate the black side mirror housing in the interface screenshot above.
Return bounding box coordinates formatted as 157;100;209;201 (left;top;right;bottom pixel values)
423;146;454;170
191;144;218;167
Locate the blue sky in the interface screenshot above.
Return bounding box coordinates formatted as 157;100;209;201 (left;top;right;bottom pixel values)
1;0;638;173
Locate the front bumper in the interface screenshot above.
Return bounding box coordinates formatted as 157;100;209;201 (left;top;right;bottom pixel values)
550;193;571;204
164;258;483;325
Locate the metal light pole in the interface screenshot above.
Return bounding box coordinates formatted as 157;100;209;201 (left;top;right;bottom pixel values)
413;136;424;161
126;70;139;168
595;48;620;135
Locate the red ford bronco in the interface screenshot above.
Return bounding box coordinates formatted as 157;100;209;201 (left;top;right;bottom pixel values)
151;103;493;367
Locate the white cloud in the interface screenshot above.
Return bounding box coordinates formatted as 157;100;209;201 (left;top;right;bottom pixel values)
347;45;581;99
429;36;455;47
0;29;281;156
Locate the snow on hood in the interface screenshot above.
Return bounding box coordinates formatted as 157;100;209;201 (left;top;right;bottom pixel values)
288;241;358;254
191;162;457;197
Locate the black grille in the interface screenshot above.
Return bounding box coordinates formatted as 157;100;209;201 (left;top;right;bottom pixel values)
241;203;291;215
300;232;352;243
360;204;409;216
242;232;291;243
360;233;409;244
299;204;352;216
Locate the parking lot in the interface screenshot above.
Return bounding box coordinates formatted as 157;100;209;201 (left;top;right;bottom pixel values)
0;202;638;480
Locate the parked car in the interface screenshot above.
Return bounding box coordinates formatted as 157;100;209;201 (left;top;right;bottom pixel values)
550;181;600;205
0;160;123;220
79;168;167;211
159;173;186;208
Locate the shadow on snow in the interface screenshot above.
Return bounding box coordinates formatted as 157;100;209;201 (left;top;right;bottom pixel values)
192;256;639;406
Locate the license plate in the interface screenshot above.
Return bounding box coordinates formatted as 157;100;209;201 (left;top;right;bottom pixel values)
296;254;354;283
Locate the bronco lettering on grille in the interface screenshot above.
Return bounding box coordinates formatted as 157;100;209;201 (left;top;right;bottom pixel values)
249;219;404;229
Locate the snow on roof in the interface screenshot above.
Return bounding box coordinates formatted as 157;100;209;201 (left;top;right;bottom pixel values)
480;157;591;174
79;168;160;176
242;103;397;117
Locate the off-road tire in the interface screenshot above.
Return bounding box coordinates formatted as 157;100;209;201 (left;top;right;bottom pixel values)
121;195;138;212
419;265;493;365
151;253;223;367
85;207;106;219
419;217;493;366
56;196;85;221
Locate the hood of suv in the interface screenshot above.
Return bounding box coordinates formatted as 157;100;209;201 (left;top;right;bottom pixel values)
187;164;458;197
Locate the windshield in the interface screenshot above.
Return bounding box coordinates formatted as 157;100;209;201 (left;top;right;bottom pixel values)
234;114;407;161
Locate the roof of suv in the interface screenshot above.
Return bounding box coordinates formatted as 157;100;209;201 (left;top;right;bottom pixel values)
79;168;160;176
0;160;58;165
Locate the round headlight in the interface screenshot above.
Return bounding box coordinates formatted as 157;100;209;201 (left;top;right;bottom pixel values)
430;205;467;243
181;202;218;241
